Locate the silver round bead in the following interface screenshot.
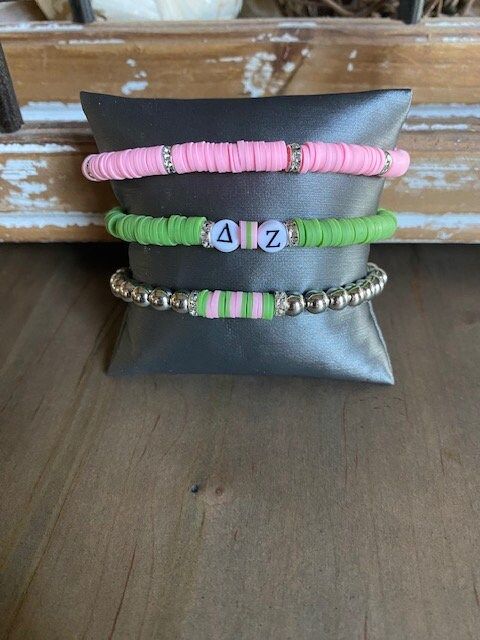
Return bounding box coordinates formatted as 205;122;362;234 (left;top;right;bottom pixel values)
345;283;366;307
131;284;153;307
357;279;374;301
110;276;125;298
305;290;329;314
110;268;128;295
148;288;171;311
110;272;122;287
170;290;189;314
367;275;382;297
374;273;386;291
327;287;350;310
375;269;388;286
285;292;305;316
119;279;136;302
110;269;126;287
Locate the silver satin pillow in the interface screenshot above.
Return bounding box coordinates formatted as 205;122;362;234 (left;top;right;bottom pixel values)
81;89;411;383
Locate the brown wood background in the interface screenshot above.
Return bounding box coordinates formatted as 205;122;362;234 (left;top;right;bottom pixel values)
1;242;479;639
0;17;479;242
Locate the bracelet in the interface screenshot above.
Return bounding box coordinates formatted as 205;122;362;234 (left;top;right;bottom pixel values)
105;207;397;252
109;262;387;319
83;141;409;182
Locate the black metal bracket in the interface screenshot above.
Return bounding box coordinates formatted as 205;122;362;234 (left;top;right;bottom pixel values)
397;0;425;24
69;0;95;24
0;43;23;133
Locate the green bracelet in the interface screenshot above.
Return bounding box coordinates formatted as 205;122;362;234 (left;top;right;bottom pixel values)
105;206;397;251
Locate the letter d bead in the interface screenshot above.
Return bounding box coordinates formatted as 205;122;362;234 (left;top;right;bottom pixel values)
211;219;240;252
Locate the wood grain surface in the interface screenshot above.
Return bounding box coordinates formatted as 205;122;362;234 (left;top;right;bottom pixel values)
2;18;480;104
1;243;479;640
1;17;479;242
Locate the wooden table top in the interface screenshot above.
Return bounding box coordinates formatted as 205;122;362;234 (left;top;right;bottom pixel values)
1;243;479;639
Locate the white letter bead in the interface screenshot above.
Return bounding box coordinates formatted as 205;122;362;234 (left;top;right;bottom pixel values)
211;219;240;252
258;220;288;253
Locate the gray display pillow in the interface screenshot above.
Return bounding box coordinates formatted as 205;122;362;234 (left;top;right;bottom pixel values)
81;89;411;383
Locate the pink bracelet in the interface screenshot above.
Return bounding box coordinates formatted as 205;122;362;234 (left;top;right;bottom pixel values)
82;140;409;182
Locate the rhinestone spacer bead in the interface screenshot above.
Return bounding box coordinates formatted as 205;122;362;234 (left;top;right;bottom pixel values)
286;143;302;173
377;150;393;177
200;220;214;248
274;291;288;316
188;290;199;316
284;219;299;247
162;145;176;174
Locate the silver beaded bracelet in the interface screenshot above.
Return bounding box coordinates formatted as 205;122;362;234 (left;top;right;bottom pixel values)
109;262;387;319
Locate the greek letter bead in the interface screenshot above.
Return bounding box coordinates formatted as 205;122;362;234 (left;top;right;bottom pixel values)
345;283;366;307
327;287;350;310
257;220;288;253
131;284;153;307
305;290;329;314
170;290;190;313
285;292;305;316
148;288;171;311
211;219;240;252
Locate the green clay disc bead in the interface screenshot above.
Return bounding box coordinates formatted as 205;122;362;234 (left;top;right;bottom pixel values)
338;218;356;246
196;290;210;317
105;206;206;246
262;293;275;320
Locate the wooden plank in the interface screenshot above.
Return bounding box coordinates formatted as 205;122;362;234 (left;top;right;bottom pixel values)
0;1;44;22
1;18;480;105
0;242;479;639
1;102;480;242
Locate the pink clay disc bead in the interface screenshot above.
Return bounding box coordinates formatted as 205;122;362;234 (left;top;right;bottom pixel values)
206;290;221;319
253;292;263;319
82;156;97;181
234;291;243;318
385;149;410;178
